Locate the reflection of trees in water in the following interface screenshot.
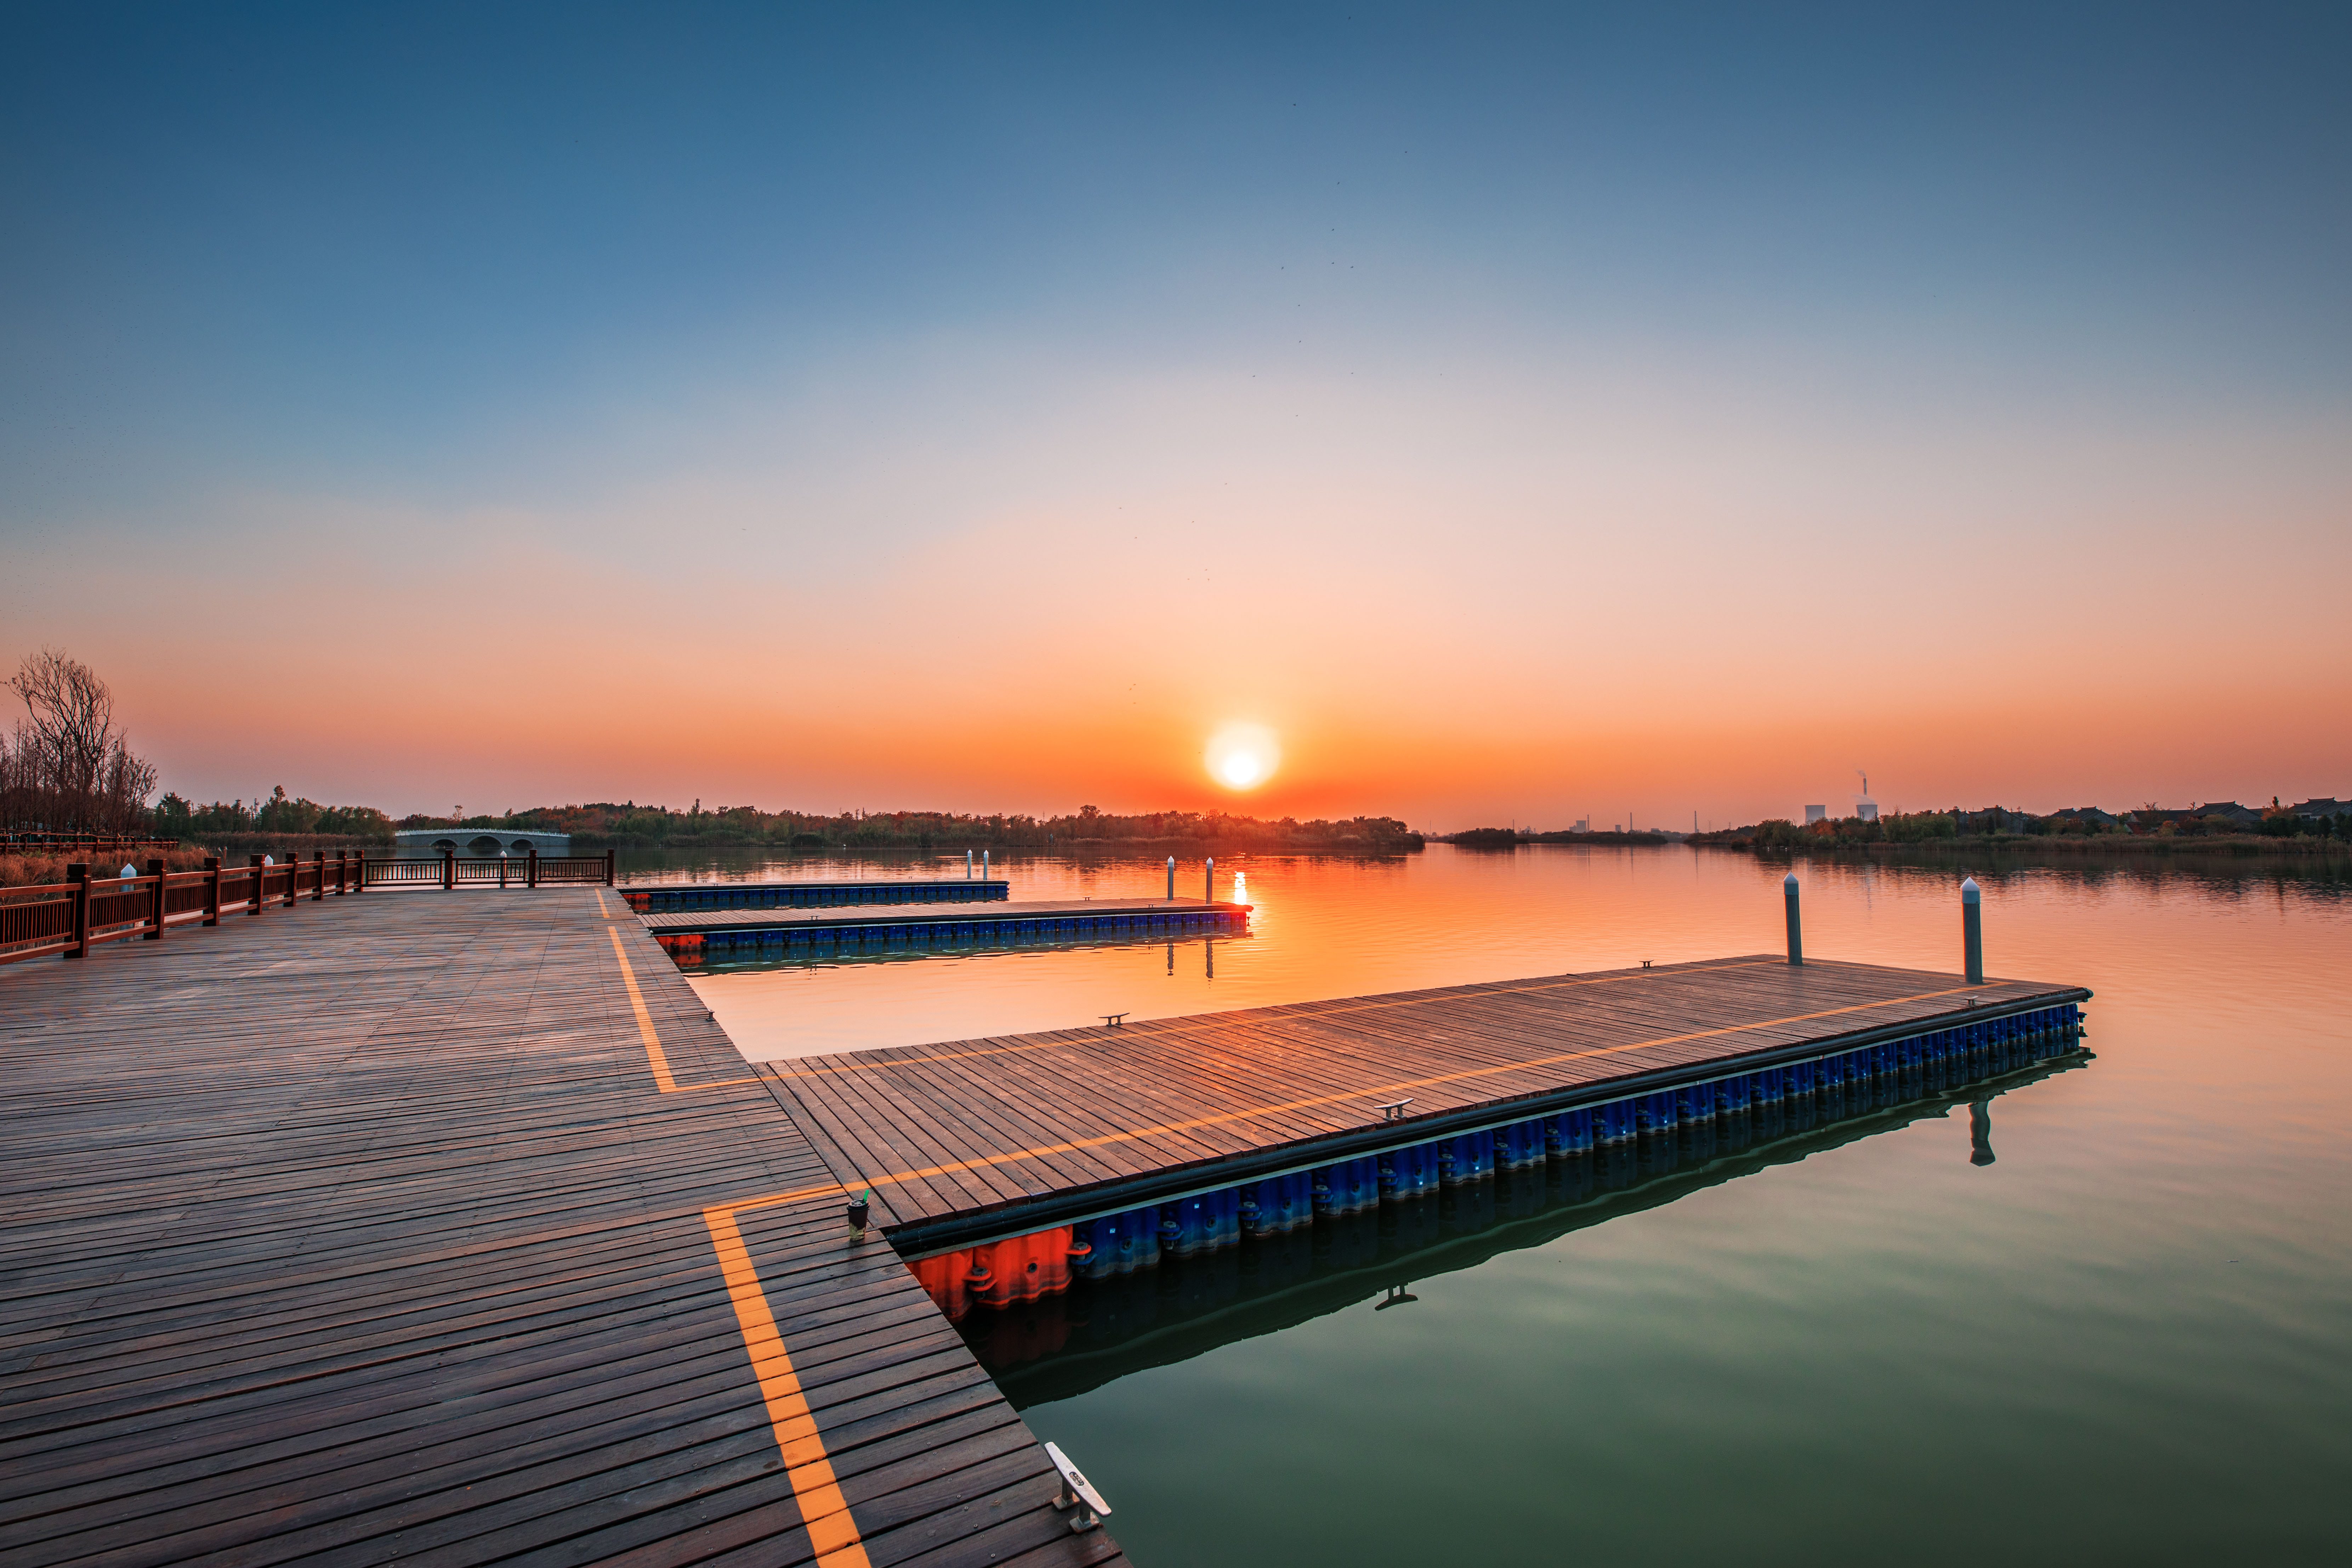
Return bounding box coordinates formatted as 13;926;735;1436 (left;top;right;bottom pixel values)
958;1050;2088;1405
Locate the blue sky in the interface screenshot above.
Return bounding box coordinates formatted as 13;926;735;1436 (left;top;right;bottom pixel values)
4;4;2346;822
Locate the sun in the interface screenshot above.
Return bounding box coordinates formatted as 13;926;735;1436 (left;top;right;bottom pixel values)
1205;724;1280;792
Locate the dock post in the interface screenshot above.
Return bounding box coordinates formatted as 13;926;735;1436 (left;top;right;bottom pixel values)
967;849;974;880
983;850;990;882
1166;856;1175;900
1205;856;1215;904
66;864;89;957
1962;877;1983;983
1784;873;1802;965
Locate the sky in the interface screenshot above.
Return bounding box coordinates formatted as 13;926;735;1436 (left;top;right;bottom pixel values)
2;2;2346;830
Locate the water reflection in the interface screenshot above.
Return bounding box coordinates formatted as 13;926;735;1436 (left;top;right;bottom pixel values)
914;1018;2087;1396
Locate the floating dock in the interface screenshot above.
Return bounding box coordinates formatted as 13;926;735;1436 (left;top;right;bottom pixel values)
644;896;1251;960
759;955;2089;1252
625;877;1011;914
0;889;2086;1568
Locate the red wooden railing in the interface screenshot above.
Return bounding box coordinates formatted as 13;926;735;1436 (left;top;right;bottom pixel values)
1;848;615;966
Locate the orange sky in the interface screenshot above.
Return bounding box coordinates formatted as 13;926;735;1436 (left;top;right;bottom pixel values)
4;11;2347;828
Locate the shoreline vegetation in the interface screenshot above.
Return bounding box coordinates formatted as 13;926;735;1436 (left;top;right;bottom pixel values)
459;803;1424;853
1442;827;1680;848
122;801;1426;860
1691;804;2352;861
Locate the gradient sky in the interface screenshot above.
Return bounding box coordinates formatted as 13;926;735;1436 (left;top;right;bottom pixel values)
4;2;2346;829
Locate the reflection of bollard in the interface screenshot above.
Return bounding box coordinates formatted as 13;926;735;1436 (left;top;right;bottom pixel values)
1784;872;1802;965
1969;1100;1995;1165
1962;876;1984;983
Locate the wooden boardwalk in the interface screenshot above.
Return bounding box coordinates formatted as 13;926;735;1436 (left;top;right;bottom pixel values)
760;956;2089;1246
0;890;1125;1568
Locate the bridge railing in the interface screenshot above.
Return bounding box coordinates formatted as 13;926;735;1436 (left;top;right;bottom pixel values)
358;850;615;890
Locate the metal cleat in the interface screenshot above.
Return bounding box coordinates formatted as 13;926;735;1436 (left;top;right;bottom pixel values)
1044;1441;1112;1533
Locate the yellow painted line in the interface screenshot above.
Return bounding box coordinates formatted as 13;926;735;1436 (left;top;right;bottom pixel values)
704;1203;872;1568
738;981;1997;1218
607;925;756;1093
771;956;1822;1079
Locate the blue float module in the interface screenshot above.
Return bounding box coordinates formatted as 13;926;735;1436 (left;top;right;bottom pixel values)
642;896;1250;956
907;1001;2088;1324
623;877;1010;914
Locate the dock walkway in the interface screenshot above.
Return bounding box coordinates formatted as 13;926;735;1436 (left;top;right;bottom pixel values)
625;881;1010;915
761;956;2089;1249
0;890;1125;1568
643;898;1248;961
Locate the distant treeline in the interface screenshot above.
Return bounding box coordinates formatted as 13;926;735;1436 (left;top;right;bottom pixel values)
394;801;1424;852
1695;805;2351;850
1442;827;1678;848
156;787;397;843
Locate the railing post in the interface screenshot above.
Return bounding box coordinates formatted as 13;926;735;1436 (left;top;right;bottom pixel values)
203;857;221;925
334;849;346;893
313;851;325;901
1962;876;1984;984
284;855;298;907
605;848;615;887
66;863;90;958
1784;873;1802;965
249;856;266;915
443;849;455;891
499;854;509;889
146;858;166;940
528;847;539;888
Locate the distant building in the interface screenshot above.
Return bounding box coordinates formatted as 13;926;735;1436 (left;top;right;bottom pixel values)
1805;805;1827;825
2047;806;2121;829
1572;818;1590;833
2291;797;2347;820
2192;802;2262;827
394;828;571;856
1856;799;1879;823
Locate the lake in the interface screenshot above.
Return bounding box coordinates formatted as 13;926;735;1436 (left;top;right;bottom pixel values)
625;843;2351;1565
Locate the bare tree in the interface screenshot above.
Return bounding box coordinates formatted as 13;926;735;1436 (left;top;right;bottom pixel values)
2;649;159;833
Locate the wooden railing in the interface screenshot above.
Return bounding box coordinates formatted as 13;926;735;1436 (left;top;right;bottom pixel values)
359;850;615;890
1;848;615;966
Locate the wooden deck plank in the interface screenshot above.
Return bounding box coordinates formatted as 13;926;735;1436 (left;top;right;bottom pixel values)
761;955;2084;1230
0;889;1125;1568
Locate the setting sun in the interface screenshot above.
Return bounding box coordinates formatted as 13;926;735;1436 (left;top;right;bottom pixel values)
1205;724;1280;792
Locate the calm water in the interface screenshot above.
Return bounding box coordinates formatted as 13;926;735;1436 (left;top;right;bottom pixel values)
634;845;2352;1564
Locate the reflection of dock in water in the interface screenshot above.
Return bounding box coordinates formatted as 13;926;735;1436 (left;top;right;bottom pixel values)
647;896;1250;964
954;1051;2087;1396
